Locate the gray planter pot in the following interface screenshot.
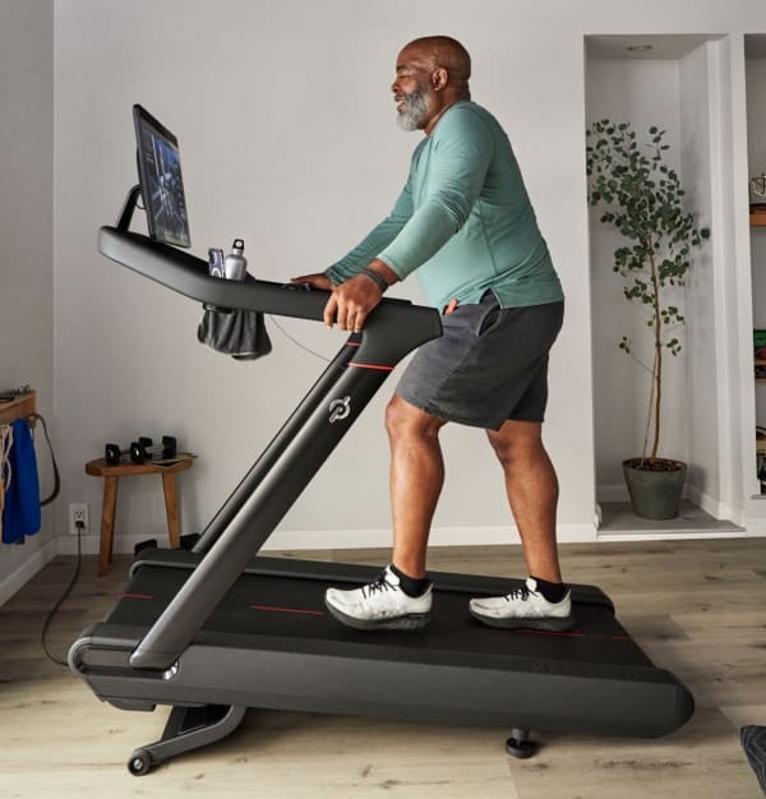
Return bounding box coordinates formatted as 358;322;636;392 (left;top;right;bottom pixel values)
622;458;687;520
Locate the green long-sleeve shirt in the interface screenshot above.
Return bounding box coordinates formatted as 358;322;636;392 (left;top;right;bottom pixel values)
325;100;564;310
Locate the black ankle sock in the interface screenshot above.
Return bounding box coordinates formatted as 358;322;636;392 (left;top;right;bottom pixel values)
390;564;430;598
531;576;568;604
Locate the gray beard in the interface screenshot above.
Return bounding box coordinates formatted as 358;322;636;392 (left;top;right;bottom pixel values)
396;87;429;131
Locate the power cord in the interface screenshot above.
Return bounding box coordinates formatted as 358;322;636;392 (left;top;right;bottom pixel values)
40;518;83;667
267;316;332;363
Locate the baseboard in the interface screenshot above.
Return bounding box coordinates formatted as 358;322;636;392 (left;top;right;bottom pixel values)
685;483;743;525
0;537;58;607
54;522;598;556
597;528;752;542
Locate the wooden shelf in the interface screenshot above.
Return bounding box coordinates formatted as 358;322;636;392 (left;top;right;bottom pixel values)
751;207;766;226
0;391;36;426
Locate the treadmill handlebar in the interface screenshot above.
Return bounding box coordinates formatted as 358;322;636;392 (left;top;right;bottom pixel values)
98;226;441;335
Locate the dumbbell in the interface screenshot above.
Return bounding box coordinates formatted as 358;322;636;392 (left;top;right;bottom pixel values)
129;436;177;464
104;436;178;466
104;442;133;465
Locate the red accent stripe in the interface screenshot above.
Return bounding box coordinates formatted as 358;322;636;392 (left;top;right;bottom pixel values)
345;341;361;347
349;362;394;372
513;628;634;642
514;628;585;638
249;603;323;616
121;592;156;601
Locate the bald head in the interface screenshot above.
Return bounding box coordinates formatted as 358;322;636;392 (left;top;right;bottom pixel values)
391;36;472;134
401;36;471;94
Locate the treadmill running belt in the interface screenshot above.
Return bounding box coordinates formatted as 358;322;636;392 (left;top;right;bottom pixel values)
106;564;654;668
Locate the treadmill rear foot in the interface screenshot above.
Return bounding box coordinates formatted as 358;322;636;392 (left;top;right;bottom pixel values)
127;704;246;776
505;727;538;759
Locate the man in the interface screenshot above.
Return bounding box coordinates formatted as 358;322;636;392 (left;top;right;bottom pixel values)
291;35;571;632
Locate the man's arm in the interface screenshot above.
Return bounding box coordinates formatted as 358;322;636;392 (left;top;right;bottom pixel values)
376;108;494;280
325;180;413;285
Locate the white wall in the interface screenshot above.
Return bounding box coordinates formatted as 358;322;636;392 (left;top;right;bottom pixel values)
678;43;720;510
51;0;766;553
0;0;55;598
687;38;749;522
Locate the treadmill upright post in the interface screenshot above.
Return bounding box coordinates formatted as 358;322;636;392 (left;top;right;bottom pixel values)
192;335;359;554
130;345;411;669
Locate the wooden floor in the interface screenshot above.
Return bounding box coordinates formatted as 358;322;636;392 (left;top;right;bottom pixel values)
1;539;765;798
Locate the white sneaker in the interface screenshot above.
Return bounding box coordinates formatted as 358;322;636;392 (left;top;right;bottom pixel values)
469;578;575;631
325;566;432;630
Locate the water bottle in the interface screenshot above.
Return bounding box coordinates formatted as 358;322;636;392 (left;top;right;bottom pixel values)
224;238;248;281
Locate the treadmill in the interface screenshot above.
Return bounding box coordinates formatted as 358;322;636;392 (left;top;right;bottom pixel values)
69;106;694;776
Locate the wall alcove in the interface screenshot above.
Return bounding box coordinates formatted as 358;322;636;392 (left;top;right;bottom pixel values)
584;34;747;538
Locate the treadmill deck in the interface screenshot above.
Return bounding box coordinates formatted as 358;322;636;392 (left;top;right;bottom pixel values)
70;552;693;738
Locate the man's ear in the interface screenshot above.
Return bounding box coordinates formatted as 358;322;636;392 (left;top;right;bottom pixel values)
431;67;449;92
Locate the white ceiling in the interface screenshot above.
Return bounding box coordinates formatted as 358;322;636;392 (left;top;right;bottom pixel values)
586;34;723;60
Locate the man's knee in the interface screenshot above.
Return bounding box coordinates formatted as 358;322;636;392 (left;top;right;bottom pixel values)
486;420;543;466
385;394;446;439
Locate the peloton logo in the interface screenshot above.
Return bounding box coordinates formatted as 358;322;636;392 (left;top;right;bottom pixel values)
328;396;351;424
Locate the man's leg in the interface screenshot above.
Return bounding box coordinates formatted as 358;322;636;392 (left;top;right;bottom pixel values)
385;394;449;579
323;394;445;629
485;419;562;582
469;417;573;630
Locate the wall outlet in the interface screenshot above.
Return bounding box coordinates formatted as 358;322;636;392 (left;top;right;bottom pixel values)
69;503;89;535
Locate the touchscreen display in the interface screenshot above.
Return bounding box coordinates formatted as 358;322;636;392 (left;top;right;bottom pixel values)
133;105;190;247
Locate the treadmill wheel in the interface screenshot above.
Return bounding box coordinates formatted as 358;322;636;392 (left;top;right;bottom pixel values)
505;732;538;759
127;749;153;776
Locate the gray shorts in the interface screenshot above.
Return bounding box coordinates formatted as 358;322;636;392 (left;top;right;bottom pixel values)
395;291;564;430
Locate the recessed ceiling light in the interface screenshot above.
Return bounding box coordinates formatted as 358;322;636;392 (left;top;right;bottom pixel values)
626;44;653;52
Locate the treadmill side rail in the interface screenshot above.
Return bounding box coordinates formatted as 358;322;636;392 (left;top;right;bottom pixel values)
73;633;695;740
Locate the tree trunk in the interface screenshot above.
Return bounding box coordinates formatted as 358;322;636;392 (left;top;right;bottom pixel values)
648;248;662;460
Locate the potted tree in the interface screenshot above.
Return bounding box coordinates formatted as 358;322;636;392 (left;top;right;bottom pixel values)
586;120;710;520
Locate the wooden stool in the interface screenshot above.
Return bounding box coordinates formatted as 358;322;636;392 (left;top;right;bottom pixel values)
85;457;193;575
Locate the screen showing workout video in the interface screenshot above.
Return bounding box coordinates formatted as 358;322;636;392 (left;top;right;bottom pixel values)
133;105;190;247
